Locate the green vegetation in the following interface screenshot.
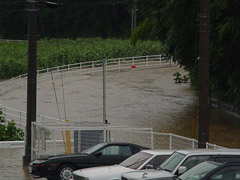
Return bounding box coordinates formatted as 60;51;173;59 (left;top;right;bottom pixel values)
0;38;166;80
173;72;189;84
0;120;24;141
0;109;24;141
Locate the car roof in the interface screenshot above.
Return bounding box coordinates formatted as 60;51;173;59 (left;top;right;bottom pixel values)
104;142;146;148
142;149;174;155
177;148;240;155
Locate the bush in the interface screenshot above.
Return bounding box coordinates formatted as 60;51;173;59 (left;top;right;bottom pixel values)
0;120;24;141
0;109;24;141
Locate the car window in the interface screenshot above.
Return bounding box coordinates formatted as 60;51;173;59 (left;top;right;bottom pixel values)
82;143;106;154
181;156;210;171
144;155;170;169
132;146;141;154
119;146;132;156
160;152;185;172
120;152;153;170
214;157;240;163
178;161;220;180
98;145;132;156
209;167;240;180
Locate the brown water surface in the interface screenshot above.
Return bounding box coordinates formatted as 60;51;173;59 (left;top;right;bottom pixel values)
0;66;240;180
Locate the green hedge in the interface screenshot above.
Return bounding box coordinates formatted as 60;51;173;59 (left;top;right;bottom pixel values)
0;38;167;80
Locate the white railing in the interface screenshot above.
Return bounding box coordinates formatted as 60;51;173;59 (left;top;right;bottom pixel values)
0;39;26;43
0;54;174;96
0;104;61;128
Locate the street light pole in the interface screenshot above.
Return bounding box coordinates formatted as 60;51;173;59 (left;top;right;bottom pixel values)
198;0;210;148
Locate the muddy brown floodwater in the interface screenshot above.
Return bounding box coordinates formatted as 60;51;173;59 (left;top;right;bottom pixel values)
1;66;240;180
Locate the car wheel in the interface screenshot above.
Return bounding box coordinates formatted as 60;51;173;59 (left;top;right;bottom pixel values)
57;164;75;180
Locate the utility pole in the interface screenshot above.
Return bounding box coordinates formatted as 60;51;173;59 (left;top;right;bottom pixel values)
198;0;210;148
131;0;137;31
23;0;38;166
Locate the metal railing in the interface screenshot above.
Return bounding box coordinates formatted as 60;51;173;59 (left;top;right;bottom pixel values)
0;54;174;95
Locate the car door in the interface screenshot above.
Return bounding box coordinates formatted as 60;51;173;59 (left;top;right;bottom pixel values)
89;145;133;167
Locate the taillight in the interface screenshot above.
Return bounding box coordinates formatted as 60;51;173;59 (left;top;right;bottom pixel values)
37;163;45;167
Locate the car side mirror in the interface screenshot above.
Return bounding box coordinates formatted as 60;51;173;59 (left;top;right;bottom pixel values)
178;166;187;175
145;165;154;170
94;152;102;158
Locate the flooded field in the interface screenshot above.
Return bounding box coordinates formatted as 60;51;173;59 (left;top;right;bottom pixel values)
1;66;240;180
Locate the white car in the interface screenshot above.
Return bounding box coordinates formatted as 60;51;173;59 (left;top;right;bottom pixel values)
121;149;240;180
71;150;174;180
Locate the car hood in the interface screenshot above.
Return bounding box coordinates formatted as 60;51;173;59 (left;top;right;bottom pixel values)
30;153;88;164
122;169;174;180
74;165;134;180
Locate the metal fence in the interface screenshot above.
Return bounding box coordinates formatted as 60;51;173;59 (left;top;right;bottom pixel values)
31;121;226;160
0;54;174;95
31;121;154;160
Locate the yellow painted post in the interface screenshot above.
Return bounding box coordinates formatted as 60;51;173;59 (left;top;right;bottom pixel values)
65;120;72;154
192;116;197;139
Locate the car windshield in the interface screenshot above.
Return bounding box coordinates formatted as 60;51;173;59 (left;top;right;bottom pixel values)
159;152;185;172
178;161;220;180
82;143;106;154
120;152;153;170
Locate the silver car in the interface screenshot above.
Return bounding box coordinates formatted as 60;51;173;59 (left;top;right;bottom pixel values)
121;149;240;180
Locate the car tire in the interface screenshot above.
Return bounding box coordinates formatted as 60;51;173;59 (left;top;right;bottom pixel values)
57;164;75;180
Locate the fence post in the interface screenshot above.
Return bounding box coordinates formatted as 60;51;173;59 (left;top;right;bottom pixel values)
92;61;95;69
19;111;22;125
42;116;45;124
118;58;121;72
68;64;70;72
132;57;134;66
151;129;154;149
79;63;82;70
53;129;56;155
160;55;162;64
169;133;172;150
146;56;149;66
192;139;195;149
170;57;172;67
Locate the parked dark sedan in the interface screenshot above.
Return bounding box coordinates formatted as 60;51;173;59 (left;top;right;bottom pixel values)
28;142;147;180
